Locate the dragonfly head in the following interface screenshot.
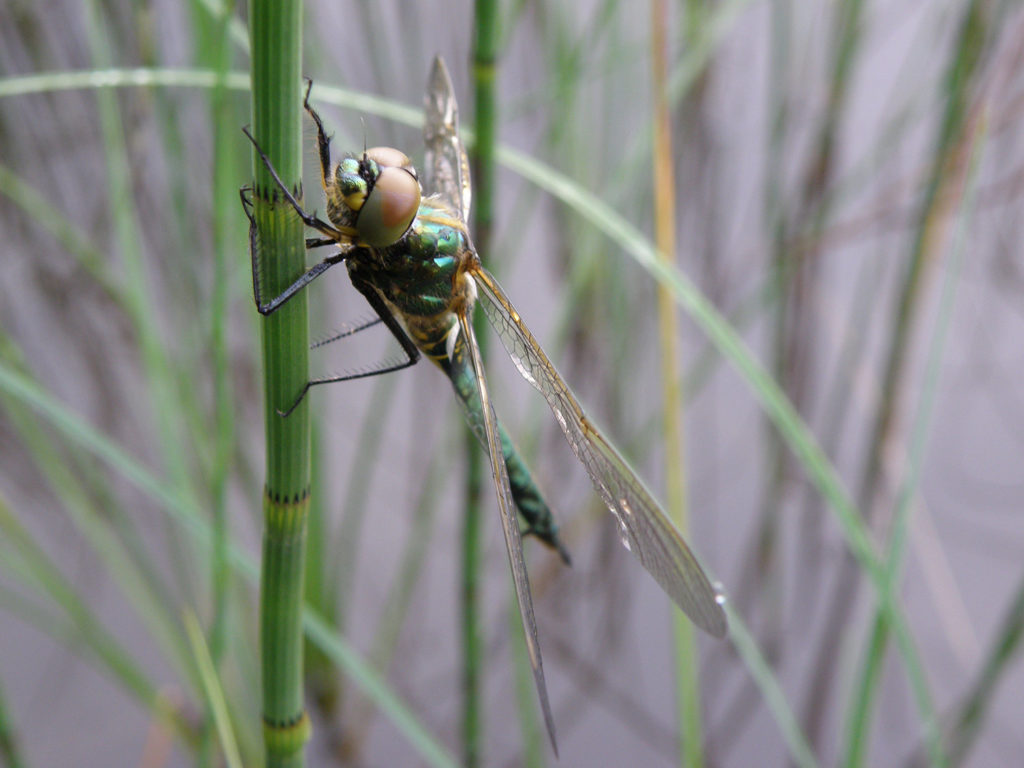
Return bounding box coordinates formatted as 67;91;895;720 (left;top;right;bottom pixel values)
335;147;421;248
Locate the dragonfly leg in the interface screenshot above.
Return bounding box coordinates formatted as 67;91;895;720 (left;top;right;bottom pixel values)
310;316;383;350
242;125;346;242
306;236;338;249
276;271;421;417
241;187;348;316
302;79;333;193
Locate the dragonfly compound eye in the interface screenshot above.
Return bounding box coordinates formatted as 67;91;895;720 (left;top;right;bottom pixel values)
337;156;369;213
364;146;418;180
357;161;421;247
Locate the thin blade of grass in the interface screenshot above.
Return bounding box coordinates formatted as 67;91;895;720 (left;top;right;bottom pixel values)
841;100;988;768
725;604;819;768
650;0;704;763
183;609;244;768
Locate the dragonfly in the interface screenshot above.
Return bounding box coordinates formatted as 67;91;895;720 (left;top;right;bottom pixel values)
243;56;727;752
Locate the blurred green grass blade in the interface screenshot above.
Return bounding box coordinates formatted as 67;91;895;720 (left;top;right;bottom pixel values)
0;670;25;768
0;495;190;744
82;0;202;608
331;374;400;628
944;573;1024;765
0;333;196;688
858;0;989;518
184;610;244;768
725;604;819;768
650;0;704;762
341;434;447;752
195;0;250;53
301;612;458;768
0;359;455;766
0;163;125;310
842;106;987;768
190;6;241;764
466;4;501;762
0;362;186;510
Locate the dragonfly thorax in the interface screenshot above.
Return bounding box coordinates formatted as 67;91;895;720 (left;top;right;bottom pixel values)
329;146;421;248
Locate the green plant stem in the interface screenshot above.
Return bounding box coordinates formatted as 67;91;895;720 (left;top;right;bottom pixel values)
194;0;239;764
724;606;819;768
184;610;244;768
943;571;1024;766
858;0;985;514
464;6;499;764
841;107;985;768
344;436;445;756
83;0;201;608
0;497;191;746
248;1;311;766
810;5;987;765
0;672;24;768
651;2;702;765
790;0;867;748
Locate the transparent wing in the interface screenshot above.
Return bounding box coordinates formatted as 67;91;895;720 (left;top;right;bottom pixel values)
457;309;559;754
423;56;472;219
472;266;728;638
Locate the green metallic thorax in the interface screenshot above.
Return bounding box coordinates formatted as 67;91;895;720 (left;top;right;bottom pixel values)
369;198;466;321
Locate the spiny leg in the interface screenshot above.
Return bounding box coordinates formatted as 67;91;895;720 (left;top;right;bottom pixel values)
311;316;383;350
242;125;348;242
277;271;421;417
240;187;350;316
302;79;333;193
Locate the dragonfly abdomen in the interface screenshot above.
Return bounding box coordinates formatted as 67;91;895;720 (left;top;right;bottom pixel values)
428;329;571;564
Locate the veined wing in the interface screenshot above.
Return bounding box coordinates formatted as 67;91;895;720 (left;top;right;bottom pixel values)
456;308;559;754
472;266;728;638
423;56;472;219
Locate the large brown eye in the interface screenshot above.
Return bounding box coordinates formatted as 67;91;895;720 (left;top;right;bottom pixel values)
357;164;421;247
365;146;417;178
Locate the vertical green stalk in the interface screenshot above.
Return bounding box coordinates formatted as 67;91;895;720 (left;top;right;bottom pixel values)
944;571;1024;766
739;0;789;655
195;1;239;764
0;674;24;768
857;0;986;512
248;1;311;766
841;102;986;768
651;2;702;764
465;3;499;763
792;0;867;748
839;8;986;762
83;0;201;607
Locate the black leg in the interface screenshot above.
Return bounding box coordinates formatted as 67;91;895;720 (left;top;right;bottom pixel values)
241;187;350;316
277;273;421;417
303;79;333;193
242;125;351;242
306;236;337;250
311;316;383;350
